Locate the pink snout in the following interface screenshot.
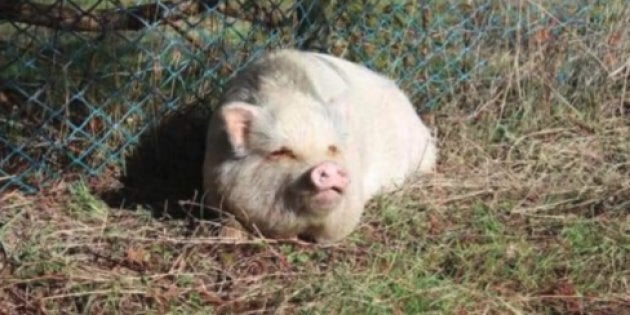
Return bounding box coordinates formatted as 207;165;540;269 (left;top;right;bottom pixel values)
310;161;349;194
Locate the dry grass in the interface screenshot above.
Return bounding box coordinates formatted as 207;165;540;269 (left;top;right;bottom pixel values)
1;100;628;313
1;1;629;314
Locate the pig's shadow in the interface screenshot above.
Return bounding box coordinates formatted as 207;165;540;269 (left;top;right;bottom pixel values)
100;104;217;220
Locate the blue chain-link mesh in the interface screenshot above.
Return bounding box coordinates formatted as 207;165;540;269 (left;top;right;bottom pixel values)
1;0;628;193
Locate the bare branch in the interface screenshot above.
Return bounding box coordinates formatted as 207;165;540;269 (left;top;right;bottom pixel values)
0;0;293;32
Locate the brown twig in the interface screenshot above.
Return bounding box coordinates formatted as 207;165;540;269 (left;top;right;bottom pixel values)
0;0;293;32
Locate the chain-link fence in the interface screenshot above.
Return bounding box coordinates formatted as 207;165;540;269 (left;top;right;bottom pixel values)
1;0;628;194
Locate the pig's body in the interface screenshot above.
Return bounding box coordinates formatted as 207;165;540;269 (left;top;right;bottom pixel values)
203;49;436;243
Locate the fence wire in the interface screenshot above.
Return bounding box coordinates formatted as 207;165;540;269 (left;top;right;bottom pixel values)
0;0;628;193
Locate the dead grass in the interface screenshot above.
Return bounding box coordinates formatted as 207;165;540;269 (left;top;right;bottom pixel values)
1;1;629;314
1;99;628;313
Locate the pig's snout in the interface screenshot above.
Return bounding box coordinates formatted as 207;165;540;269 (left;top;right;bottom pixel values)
310;161;349;193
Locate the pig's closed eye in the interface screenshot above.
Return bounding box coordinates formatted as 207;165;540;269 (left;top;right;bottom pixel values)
267;147;297;160
328;145;339;156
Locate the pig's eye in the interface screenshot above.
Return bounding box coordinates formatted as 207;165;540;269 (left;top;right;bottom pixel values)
267;147;297;160
328;145;339;156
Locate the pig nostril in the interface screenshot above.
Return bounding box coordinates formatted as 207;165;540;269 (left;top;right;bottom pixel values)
310;162;349;190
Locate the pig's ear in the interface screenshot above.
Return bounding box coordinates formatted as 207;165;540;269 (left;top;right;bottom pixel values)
219;102;260;156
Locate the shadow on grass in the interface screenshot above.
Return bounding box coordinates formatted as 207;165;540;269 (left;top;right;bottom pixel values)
100;104;216;220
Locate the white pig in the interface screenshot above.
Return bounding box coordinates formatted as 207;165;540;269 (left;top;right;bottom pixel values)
203;49;436;243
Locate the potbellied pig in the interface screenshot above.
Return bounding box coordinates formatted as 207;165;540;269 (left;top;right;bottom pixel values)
203;49;437;243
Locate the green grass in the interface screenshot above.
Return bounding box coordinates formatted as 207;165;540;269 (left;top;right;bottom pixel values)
1;0;629;314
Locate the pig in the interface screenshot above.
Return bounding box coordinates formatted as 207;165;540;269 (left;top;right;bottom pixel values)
202;49;436;243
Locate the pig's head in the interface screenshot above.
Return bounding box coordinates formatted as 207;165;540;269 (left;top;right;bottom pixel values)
206;92;351;236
